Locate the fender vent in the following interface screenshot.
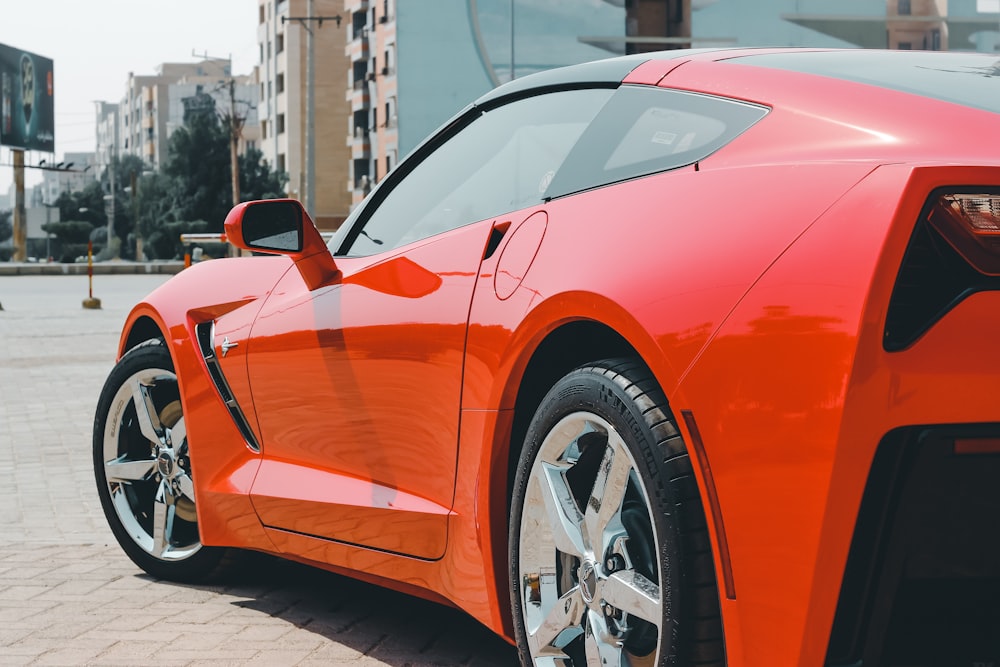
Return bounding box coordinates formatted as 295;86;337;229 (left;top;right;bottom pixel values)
195;321;261;452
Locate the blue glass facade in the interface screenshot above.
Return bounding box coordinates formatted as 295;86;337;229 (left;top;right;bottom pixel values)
693;0;1000;52
395;0;628;157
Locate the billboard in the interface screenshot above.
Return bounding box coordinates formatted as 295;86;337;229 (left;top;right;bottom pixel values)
0;43;54;152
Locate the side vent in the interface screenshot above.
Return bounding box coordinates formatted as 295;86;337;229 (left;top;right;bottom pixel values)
195;321;261;452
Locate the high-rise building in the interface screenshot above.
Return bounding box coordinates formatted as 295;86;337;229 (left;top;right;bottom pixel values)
94;101;119;181
257;0;352;230
345;0;690;208
117;59;257;172
693;0;1000;52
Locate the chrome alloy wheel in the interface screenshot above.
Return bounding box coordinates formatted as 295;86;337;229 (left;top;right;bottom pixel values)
100;366;201;562
519;412;662;666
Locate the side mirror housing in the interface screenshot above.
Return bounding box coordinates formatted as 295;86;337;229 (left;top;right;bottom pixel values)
224;199;339;289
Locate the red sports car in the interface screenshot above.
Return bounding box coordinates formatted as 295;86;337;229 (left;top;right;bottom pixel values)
94;48;1000;666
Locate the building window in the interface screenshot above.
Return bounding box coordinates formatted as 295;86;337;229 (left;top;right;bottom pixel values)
897;41;912;49
277;113;285;134
276;73;284;94
898;0;910;15
259;43;264;63
261;119;267;139
386;96;396;128
259;3;265;23
930;29;941;51
277;153;285;173
276;33;284;54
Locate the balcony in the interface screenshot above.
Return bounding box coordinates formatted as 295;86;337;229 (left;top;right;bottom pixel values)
346;34;370;61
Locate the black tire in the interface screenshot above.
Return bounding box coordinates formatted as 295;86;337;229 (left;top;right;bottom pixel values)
93;339;232;582
509;358;724;666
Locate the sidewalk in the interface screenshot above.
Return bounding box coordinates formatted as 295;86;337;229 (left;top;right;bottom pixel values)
0;274;516;666
0;261;185;276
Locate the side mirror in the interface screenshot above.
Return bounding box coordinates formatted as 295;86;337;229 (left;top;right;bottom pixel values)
224;199;339;289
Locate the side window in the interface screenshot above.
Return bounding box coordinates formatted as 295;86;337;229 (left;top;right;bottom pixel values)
340;88;614;256
546;86;769;199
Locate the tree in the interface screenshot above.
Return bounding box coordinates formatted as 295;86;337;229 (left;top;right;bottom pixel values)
101;153;148;258
162;111;232;231
239;147;287;202
0;209;11;245
43;183;110;262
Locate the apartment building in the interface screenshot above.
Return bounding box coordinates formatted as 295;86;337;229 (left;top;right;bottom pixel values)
116;59;258;172
694;0;1000;51
257;0;351;230
346;0;686;207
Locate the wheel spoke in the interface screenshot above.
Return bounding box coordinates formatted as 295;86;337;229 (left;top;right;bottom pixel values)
151;482;175;559
167;416;186;448
176;473;196;503
105;457;155;483
603;570;662;627
584;610;623;667
131;379;164;446
527;587;586;655
583;432;633;552
537;463;587;558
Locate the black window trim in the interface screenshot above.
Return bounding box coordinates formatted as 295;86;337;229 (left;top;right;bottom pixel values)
542;84;771;203
333;81;621;257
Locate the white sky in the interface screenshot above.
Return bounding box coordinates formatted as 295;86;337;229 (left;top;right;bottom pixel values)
1;0;259;190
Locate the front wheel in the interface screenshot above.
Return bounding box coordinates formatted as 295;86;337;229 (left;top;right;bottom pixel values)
510;358;724;666
93;340;231;582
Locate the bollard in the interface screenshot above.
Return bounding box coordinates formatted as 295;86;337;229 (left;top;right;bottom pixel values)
82;240;102;309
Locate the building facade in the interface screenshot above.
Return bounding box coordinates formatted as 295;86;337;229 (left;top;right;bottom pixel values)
345;0;693;208
116;59;259;173
257;0;352;230
693;0;1000;52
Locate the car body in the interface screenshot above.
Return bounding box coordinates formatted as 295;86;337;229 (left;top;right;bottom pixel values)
94;48;1000;666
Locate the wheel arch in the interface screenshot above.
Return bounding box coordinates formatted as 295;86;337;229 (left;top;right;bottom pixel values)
487;316;678;633
121;314;166;356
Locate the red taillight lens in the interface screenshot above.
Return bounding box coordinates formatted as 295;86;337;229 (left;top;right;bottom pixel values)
927;192;1000;276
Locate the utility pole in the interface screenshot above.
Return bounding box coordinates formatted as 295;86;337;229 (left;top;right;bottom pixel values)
12;149;25;261
228;78;243;208
282;9;341;221
305;0;315;219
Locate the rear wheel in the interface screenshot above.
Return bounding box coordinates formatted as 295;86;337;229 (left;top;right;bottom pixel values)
510;358;724;666
93;340;231;582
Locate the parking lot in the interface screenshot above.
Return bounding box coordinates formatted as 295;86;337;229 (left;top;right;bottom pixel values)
0;273;516;666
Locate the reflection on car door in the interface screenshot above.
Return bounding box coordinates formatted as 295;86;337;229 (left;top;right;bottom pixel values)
246;221;494;560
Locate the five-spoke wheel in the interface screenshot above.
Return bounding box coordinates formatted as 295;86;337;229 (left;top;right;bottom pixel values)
510;359;723;666
94;340;229;581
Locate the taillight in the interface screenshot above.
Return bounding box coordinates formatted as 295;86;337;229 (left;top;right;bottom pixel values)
926;192;1000;276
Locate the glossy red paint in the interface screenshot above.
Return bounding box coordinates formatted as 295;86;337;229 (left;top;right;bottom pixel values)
107;51;1000;665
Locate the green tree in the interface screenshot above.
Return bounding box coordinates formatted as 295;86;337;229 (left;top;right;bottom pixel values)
0;209;11;245
239;147;287;201
43;183;110;262
162;112;232;230
101;153;148;258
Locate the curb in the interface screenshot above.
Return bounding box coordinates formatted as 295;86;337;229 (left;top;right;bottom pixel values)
0;262;185;276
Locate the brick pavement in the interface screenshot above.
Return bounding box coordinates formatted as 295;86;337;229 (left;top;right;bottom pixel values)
0;274;517;666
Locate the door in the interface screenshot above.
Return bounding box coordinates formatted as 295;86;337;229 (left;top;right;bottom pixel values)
246;86;616;559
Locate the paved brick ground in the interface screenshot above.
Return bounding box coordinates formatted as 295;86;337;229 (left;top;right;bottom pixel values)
0;274;517;666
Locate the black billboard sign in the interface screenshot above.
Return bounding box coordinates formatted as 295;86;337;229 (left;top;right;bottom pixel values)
0;43;54;152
